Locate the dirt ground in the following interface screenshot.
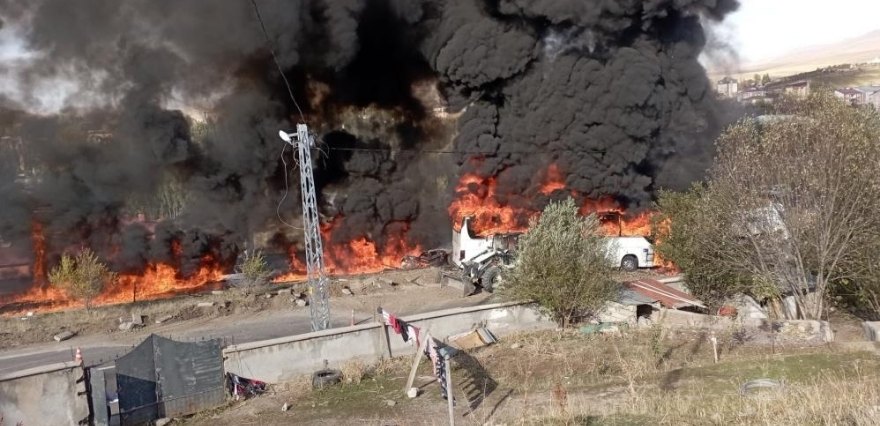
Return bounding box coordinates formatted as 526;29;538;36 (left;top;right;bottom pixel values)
0;267;467;350
0;267;669;351
179;318;880;426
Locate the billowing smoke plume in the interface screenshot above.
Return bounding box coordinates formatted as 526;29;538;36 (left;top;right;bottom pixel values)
0;0;738;286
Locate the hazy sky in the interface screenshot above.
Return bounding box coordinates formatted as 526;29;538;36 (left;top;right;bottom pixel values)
722;0;880;64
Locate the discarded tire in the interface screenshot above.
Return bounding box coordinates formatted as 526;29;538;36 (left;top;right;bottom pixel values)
312;369;342;390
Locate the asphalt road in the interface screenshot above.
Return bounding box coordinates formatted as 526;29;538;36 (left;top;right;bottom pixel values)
0;289;492;376
0;309;346;376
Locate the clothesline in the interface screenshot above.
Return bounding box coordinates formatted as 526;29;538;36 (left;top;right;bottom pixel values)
378;307;451;401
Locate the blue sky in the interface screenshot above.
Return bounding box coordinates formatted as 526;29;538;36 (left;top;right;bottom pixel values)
721;0;880;63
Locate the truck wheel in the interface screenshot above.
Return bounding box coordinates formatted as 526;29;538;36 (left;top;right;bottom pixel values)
482;267;500;293
621;255;638;272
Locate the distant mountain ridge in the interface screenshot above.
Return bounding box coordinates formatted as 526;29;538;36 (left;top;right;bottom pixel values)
734;30;880;77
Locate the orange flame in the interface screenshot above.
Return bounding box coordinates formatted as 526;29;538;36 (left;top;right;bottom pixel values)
449;163;663;238
2;220;226;315
274;217;422;282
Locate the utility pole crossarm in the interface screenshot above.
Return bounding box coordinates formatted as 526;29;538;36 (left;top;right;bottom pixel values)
279;124;330;331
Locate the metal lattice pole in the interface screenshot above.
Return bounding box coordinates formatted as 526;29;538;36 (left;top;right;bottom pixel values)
281;125;330;331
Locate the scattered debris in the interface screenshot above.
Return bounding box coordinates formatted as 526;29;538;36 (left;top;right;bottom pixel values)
264;293;273;299
407;388;419;398
311;369;342;390
294;298;308;307
131;313;144;326
401;249;449;270
277;288;293;296
197;302;215;308
211;290;225;296
510;343;521;349
579;323;619;335
227;373;267;400
741;378;783;395
376;278;399;288
385;399;397;407
26;311;34;317
281;403;290;412
53;331;75;342
341;286;354;296
449;327;497;350
118;322;140;332
155;418;171;426
155;314;173;324
599;325;621;335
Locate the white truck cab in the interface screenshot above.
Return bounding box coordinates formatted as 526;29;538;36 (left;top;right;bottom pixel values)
451;217;520;268
605;236;654;271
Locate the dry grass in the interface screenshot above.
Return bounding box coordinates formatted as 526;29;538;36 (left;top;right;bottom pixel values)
533;370;880;425
341;359;368;385
179;326;880;425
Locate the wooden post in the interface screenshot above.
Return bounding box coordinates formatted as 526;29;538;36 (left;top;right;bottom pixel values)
382;324;393;359
445;355;455;426
405;328;431;392
710;333;718;363
378;306;393;359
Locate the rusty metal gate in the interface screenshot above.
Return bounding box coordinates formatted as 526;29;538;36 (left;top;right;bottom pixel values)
113;334;224;425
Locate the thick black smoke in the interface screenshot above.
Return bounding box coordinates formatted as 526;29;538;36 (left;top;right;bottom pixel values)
0;0;738;284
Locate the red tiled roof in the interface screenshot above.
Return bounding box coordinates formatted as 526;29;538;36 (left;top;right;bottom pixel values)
624;279;705;310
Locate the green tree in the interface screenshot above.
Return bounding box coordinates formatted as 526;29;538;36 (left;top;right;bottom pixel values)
236;250;271;289
504;198;619;327
657;92;880;319
654;185;767;309
48;248;116;309
762;73;771;85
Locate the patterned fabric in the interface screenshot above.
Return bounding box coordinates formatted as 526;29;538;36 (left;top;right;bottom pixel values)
379;308;419;346
379;307;449;399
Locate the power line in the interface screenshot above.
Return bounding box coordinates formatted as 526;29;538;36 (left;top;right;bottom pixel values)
321;146;608;154
250;0;305;233
250;0;305;123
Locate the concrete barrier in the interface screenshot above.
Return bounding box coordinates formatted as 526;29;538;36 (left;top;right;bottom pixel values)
863;321;880;341
0;361;90;425
656;308;734;330
223;301;553;383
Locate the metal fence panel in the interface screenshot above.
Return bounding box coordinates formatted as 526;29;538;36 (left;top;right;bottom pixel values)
113;334;225;425
115;338;158;425
87;365;113;426
154;335;224;418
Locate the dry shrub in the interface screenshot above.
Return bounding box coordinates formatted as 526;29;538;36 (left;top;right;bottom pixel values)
595;370;880;424
341;359;367;385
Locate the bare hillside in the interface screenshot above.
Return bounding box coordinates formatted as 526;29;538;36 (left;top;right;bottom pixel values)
710;30;880;79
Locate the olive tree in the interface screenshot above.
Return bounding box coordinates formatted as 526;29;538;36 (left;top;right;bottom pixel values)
48;248;116;309
236;249;271;288
658;92;880;319
505;198;619;327
654;185;759;310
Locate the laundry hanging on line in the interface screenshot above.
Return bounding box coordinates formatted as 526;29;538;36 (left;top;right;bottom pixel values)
379;307;453;402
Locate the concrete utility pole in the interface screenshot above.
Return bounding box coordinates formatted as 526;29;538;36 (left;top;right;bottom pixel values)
279;125;330;331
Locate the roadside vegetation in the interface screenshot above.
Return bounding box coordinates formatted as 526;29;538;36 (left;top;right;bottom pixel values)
655;91;880;319
236;249;272;289
504;198;619;327
48;248;117;310
182;328;880;425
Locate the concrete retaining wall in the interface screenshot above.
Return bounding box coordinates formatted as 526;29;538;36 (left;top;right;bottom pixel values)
0;361;89;425
863;322;880;341
656;308;834;343
223;301;553;383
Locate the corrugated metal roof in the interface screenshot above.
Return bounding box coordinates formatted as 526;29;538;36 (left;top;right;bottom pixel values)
623;279;705;310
